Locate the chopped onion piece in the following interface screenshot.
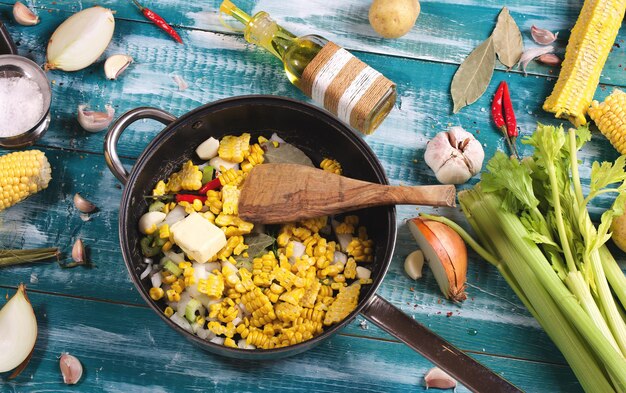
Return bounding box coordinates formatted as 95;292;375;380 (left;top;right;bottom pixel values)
164;251;185;264
232;317;242;326
356;266;372;280
204;262;221;274
139;263;153;280
164;205;187;226
170;312;192;332
210;337;225;345
332;251;348;266
150;272;162;288
290;241;305;260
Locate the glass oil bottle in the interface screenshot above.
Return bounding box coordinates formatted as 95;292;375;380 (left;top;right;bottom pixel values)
220;0;396;135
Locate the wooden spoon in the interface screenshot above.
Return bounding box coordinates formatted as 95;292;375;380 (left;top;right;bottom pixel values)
238;163;456;224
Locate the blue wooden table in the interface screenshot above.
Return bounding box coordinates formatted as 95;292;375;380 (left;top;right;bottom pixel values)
1;0;624;391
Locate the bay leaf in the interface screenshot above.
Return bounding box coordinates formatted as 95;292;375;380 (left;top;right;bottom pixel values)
451;36;496;113
263;142;314;167
492;7;523;68
234;233;276;268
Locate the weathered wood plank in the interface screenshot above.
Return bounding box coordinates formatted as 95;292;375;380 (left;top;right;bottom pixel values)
3;0;626;84
2;290;583;392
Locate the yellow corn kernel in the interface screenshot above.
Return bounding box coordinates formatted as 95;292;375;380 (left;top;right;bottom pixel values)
334;274;346;283
149;287;164;300
264;288;280;303
346;238;374;263
224;337;238;348
162;273;177;285
300;216;328;234
152;180;166;196
279;287;305;305
218;168;244;187
144;224;158;236
218;133;251;163
589;89;626;154
301;280;321;309
171;281;183;294
334;222;354;235
292;227;312;242
275;301;303;323
241;144;265;172
198;273;225;298
221;184;241;215
300;307;325;323
543;0;626;126
166;160;203;192
158;224;170;239
205;190;223;214
164;306;174;317
323;282;361;326
166;289;181;302
258;136;269;144
162;240;173;252
344;258;357;279
193;198;204;211
178;261;192;269
319;158;342;175
331;282;346;290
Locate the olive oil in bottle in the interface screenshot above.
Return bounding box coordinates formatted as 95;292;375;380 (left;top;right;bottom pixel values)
220;0;396;135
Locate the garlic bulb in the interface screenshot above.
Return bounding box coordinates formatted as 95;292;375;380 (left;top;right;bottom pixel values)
13;1;39;26
0;285;38;374
77;104;115;132
45;6;115;71
104;54;133;80
424;126;484;185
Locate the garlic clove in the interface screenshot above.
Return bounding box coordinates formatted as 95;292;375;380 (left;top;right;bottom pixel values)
404;250;424;280
104;54;133;80
72;238;85;264
517;45;555;75
0;284;38;374
13;1;39;26
77;104;115;133
424;367;457;389
531;25;558;45
59;353;83;384
536;53;562;66
73;193;97;213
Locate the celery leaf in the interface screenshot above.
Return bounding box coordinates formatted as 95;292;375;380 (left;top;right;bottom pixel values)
482;151;539;210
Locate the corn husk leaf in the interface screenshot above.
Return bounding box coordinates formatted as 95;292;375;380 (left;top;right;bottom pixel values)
451;36;496;113
492;7;523;68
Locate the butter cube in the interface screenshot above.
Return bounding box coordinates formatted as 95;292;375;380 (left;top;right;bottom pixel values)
170;212;227;263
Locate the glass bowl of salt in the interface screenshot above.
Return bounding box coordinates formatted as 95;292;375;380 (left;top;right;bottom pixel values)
0;55;51;148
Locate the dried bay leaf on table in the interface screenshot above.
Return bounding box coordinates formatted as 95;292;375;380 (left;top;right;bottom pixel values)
451;36;496;113
492;7;523;68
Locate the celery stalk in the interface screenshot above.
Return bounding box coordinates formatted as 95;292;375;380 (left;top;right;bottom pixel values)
600;246;626;310
458;189;617;392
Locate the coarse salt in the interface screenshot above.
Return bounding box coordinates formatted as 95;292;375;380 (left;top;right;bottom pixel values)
0;77;44;137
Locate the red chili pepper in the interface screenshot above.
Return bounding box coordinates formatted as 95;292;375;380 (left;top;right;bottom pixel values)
491;81;519;159
491;82;506;131
131;0;183;44
502;82;518;138
198;178;222;195
175;194;207;204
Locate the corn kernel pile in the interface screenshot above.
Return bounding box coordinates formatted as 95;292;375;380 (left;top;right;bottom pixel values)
142;134;374;349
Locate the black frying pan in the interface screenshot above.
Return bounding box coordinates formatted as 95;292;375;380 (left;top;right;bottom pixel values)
104;95;521;392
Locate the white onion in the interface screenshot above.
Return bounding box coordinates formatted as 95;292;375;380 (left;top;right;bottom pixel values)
193;263;208;280
150;272;162;288
170;312;192;332
204;262;221;273
269;133;285;144
210;337;225;345
139;263;153;280
164;205;187;226
164;250;185;264
0;285;37;373
332;251;348;266
45;6;115;71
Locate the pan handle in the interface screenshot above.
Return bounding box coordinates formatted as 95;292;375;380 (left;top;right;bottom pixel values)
361;294;522;393
104;107;176;184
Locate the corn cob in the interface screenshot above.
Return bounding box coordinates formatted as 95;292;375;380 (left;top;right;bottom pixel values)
589;89;626;153
542;0;626;126
0;150;52;211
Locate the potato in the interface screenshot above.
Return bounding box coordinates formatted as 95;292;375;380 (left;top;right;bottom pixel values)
611;212;626;252
369;0;420;39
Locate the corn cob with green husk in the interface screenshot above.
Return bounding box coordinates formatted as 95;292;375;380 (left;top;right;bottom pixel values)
0;150;52;211
543;0;626;126
589;89;626;153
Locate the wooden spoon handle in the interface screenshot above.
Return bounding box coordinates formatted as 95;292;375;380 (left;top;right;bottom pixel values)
382;184;456;207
